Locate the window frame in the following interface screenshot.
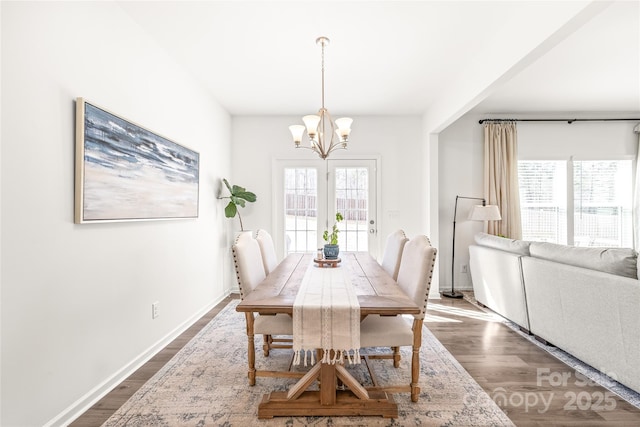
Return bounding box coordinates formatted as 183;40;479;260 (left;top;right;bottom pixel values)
518;156;633;247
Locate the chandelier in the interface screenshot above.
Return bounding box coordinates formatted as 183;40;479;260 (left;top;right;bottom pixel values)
288;36;353;160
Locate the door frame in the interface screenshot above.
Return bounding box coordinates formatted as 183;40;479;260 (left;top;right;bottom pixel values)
272;155;381;259
327;158;379;257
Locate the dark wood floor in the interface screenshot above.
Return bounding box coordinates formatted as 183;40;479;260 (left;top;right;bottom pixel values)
71;295;640;426
428;297;640;426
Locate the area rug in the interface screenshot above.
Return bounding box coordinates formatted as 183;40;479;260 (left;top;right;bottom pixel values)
102;300;514;426
460;291;640;409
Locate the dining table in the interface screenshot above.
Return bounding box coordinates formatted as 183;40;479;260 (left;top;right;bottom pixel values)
235;251;421;419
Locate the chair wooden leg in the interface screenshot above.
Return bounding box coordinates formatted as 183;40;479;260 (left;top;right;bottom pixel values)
410;319;424;402
410;345;420;402
392;346;401;368
263;334;271;357
245;312;256;386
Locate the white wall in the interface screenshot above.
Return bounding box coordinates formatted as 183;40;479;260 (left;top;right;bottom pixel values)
439;113;639;291
1;2;231;426
518;120;637;160
230;115;424;287
438;114;486;291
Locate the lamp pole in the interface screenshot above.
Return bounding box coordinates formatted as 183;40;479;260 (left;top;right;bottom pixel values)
442;196;486;299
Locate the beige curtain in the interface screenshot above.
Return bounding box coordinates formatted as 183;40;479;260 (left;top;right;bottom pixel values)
483;121;522;239
633;124;640;249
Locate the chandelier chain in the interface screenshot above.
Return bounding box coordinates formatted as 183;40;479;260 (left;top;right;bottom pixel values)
321;39;325;109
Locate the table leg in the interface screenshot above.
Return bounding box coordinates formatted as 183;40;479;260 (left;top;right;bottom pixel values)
320;362;337;405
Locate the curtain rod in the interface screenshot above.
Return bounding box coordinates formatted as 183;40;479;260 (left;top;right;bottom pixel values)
478;118;640;124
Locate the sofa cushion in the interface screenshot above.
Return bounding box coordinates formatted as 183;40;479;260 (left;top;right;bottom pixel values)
474;232;531;256
529;242;638;279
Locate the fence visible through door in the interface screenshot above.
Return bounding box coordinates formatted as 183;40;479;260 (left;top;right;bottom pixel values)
276;158;378;257
328;159;377;255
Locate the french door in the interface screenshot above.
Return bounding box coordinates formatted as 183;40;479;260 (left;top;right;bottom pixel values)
274;158;378;258
328;159;378;255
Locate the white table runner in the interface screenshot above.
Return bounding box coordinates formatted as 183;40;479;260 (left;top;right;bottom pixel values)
292;263;360;366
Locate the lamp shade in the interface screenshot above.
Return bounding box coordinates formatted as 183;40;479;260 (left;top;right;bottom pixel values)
289;125;305;145
302;115;320;138
468;205;501;221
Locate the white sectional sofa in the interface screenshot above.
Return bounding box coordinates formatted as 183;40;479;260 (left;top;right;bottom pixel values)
469;232;640;394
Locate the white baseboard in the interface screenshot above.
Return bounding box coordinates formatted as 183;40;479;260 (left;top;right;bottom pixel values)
46;292;231;427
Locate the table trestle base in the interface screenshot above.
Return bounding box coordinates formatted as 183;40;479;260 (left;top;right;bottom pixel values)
254;370;306;380
258;390;397;419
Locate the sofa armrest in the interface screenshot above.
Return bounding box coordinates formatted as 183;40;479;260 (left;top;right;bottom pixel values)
469;245;530;331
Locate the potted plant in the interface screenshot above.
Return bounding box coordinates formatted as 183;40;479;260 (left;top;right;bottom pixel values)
322;212;344;259
218;178;256;231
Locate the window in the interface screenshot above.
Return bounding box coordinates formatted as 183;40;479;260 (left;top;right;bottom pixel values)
519;161;567;244
573;161;632;247
518;160;632;247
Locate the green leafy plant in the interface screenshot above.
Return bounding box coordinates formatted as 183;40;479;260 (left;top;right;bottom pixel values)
322;212;344;245
218;178;256;231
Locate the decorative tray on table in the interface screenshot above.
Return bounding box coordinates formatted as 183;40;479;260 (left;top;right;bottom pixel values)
313;258;341;268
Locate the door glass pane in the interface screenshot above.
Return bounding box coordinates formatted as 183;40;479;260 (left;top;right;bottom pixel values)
574;160;632;247
335;167;368;251
284;168;317;253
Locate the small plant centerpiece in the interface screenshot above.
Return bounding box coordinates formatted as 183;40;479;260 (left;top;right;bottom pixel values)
218;178;256;231
322;212;344;259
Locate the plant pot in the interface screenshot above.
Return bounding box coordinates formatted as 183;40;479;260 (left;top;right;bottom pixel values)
323;244;339;260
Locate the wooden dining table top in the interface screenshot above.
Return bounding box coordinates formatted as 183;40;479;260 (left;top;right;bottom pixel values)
236;252;420;317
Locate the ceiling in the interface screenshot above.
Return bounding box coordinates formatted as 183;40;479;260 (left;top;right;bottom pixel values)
119;1;640;122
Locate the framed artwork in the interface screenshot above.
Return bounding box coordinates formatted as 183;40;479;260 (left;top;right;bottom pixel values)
75;98;200;223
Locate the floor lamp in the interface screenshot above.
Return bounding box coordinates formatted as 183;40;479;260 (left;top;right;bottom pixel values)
442;196;502;298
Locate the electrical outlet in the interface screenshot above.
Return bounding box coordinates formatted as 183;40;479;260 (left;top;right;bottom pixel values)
460;264;468;274
152;301;159;319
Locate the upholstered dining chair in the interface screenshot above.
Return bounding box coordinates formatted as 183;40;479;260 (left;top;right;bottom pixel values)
359;235;437;402
380;229;409;280
255;229;278;276
232;232;292;363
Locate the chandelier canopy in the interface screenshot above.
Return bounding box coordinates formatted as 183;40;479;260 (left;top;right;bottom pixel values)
288;36;352;160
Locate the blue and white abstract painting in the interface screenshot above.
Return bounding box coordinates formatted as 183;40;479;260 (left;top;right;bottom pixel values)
77;100;199;222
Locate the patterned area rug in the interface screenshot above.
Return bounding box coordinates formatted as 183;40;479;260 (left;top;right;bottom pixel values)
103;300;514;426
